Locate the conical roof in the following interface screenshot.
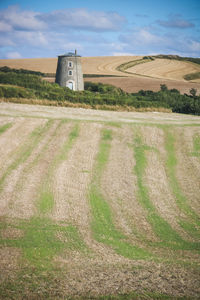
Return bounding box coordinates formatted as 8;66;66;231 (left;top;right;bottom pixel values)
58;51;81;57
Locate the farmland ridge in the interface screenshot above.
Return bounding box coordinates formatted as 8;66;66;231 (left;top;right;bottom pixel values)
0;56;200;94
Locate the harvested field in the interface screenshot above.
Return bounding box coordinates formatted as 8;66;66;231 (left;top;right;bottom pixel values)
1;56;200;93
81;56;141;76
126;58;200;81
0;56;140;76
0;58;58;74
84;75;200;94
0;102;200;299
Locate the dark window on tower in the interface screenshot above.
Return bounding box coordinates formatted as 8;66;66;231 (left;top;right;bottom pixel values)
68;61;73;68
68;70;73;76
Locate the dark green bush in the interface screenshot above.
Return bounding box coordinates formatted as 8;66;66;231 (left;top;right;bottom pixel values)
0;86;34;98
0;66;44;76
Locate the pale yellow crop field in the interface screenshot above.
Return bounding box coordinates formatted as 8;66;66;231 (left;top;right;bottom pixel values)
81;55;142;75
126;58;200;81
0;56;141;76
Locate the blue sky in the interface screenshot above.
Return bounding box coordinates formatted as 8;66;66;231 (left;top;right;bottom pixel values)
0;0;199;58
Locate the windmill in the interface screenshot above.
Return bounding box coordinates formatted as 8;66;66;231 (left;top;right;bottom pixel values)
55;50;84;91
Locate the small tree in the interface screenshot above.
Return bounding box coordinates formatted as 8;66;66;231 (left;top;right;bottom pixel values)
160;84;168;92
190;88;197;97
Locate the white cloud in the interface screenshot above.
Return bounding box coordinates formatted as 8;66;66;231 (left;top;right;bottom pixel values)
6;51;22;59
118;27;200;57
187;40;200;52
120;28;165;46
0;35;15;47
157;15;194;29
39;8;126;32
0;21;12;32
0;5;46;31
15;31;48;46
0;5;199;58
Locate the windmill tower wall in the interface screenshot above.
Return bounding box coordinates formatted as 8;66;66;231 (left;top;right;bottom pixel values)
55;51;84;91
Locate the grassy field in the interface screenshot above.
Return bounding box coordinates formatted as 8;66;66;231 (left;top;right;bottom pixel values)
0;102;199;299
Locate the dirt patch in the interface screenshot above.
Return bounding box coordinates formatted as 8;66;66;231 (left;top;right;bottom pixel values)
0;247;21;283
0;117;14;127
53;258;200;298
1;227;24;239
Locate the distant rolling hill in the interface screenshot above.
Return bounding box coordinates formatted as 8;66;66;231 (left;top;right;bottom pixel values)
0;56;200;94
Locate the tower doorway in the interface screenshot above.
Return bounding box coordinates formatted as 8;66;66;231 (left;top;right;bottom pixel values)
66;80;75;90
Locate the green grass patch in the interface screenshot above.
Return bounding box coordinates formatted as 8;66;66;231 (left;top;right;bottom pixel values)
105;121;122;128
0;120;54;190
38;191;54;214
85;291;189;300
0;122;12;134
133;131;200;251
116;58;153;74
0;217;86;269
184;72;200;81
89;128;151;259
191;133;200;157
164;128;200;235
58;123;79;161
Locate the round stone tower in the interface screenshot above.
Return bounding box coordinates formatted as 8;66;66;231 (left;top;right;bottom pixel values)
55;50;84;91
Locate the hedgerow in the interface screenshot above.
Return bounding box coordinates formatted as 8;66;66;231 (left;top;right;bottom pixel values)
0;70;199;115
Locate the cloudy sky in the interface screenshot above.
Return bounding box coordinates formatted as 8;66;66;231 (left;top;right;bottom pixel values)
0;0;199;59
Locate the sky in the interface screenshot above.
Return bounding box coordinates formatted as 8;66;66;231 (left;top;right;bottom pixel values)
0;0;199;59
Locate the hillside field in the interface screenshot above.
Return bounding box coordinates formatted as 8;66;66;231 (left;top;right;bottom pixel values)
1;56;200;94
0;102;200;299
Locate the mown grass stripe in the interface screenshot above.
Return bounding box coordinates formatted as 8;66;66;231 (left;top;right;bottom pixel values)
191;133;200;157
0;123;86;270
14;120;66;197
164;128;200;236
37;123;80;214
89;129;151;259
57;122;80;162
133;131;200;251
0;119;54;190
0;217;86;269
0;122;12;135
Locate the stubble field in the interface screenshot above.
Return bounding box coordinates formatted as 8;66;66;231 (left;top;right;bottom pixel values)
126;59;200;81
0;102;200;299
